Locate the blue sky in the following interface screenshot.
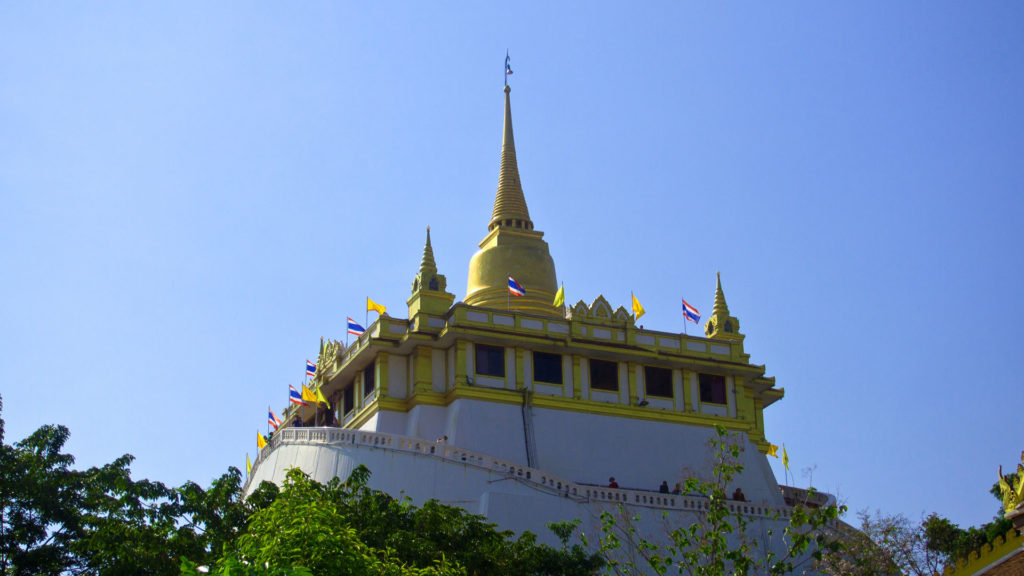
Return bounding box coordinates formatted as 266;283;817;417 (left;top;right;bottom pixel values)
2;3;1022;531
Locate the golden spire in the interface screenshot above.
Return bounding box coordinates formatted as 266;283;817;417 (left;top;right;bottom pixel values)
488;85;533;232
705;272;742;340
465;85;558;316
713;271;730;315
419;226;437;276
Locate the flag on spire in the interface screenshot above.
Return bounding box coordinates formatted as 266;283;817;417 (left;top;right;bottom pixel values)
367;297;386;315
305;360;317;377
505;51;513;82
682;299;701;324
632;293;645;320
347;318;365;336
289;385;309;406
268;408;282;431
508;276;525;297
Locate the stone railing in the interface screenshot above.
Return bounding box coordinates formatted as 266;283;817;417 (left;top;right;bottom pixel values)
249;427;800;520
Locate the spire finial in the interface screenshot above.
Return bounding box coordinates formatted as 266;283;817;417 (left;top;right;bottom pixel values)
419;226;437;275
713;271;730;315
488;83;533;232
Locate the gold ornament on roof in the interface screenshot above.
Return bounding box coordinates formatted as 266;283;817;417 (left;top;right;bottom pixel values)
998;451;1024;514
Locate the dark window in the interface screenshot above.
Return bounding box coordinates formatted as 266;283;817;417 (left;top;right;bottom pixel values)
343;384;355;415
475;344;505;377
533;352;563;384
645;366;673;398
363;363;375;395
699;373;727;405
589;359;619;391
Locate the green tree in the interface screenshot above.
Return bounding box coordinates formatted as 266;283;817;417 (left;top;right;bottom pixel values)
592;425;843;576
0;395;85;575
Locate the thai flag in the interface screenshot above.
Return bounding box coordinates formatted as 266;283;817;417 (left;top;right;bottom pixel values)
508;276;525;297
305;360;317;377
289;385;308;406
682;299;701;324
347;317;365;336
268;408;282;430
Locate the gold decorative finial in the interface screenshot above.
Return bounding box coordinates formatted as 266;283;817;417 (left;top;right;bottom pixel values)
713;271;730;315
705;272;741;340
419;226;437;276
488;85;533;232
998;452;1024;514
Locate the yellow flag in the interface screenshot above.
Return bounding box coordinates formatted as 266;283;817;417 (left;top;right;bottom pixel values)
302;384;317;403
782;445;790;471
315;386;329;406
257;432;267;450
367;297;386;315
246;453;252;475
767;444;779;458
632;293;645;319
552;285;565;308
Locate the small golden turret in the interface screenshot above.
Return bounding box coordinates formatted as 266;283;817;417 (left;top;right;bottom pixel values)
408;226;454;323
704;272;743;340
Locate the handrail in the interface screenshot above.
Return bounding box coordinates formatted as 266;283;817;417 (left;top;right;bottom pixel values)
248;427;799;520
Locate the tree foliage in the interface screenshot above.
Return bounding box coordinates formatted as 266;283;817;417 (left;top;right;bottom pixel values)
592;425;844;576
0;396;602;575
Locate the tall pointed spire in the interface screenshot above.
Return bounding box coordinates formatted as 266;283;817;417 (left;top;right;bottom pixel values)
705;272;742;341
713;271;730;315
408;226;454;324
465;85;559;317
489;85;533;232
419;226;437;276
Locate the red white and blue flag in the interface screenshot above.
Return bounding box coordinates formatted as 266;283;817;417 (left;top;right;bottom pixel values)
289;385;308;406
268;408;282;430
508;276;525;297
682;299;701;324
347;317;365;336
305;360;317;377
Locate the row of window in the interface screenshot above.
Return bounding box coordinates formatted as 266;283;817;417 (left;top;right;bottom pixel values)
474;344;728;405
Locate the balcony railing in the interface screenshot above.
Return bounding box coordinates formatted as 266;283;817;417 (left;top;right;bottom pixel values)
248;427;810;521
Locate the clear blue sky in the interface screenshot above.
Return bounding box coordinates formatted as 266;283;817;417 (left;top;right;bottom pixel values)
2;3;1022;531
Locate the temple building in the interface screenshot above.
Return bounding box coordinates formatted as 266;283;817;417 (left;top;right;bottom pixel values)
246;84;831;555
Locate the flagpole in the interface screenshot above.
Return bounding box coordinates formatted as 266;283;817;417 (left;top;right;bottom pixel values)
365;298;368;333
507;273;510;311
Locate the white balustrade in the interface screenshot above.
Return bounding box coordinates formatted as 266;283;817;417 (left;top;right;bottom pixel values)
250;427;801;520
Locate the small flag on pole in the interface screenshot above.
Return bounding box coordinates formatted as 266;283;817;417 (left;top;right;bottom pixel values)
257;432;267;450
767;444;779;458
367;298;386;316
305;360;317;377
347;317;365;336
289;385;309;406
508;276;525;297
315;386;330;407
552;284;565;308
632;293;645;320
682;299;701;324
505;51;513;77
782;445;790;471
246;453;252;475
268;408;282;431
301;384;317;404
